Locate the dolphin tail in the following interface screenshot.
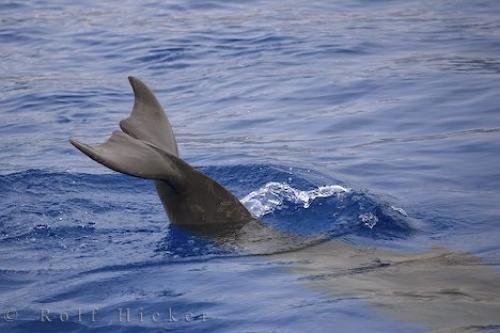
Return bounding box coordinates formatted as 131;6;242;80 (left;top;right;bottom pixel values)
69;77;254;226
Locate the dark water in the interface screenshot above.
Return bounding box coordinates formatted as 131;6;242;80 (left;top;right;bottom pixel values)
1;0;500;332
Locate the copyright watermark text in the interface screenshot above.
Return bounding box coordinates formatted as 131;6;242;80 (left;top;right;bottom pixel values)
1;307;208;325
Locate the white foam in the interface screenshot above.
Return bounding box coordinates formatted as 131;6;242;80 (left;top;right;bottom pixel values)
390;205;408;217
359;212;379;229
240;182;349;218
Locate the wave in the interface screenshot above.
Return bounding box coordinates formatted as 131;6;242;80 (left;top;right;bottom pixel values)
0;166;415;264
239;179;412;239
241;182;350;218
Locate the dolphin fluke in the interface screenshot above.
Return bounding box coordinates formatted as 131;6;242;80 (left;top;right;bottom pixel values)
70;131;183;185
70;77;254;227
120;76;178;156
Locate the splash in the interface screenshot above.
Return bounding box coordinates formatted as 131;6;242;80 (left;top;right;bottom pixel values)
240;182;350;218
358;212;379;229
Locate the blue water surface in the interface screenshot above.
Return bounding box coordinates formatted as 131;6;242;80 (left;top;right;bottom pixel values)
1;0;500;332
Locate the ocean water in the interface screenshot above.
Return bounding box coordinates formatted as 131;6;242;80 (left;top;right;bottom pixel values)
1;0;500;332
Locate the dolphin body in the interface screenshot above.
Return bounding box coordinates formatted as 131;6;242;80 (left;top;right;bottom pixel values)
71;77;500;331
71;76;304;253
